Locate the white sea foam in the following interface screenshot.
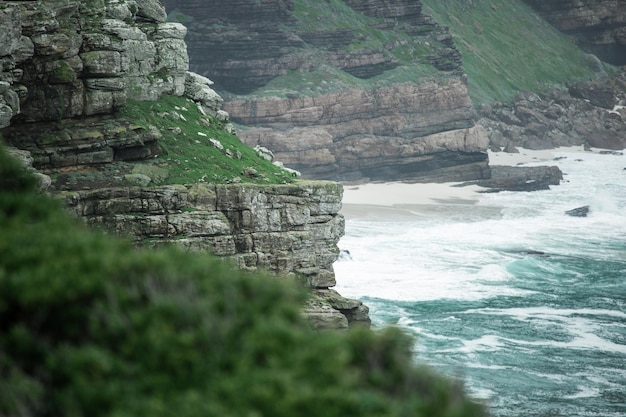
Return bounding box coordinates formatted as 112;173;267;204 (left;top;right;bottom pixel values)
334;148;626;416
563;385;601;399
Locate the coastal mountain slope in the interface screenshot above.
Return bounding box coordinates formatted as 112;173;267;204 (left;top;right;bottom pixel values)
164;0;492;183
163;0;608;182
524;0;626;66
422;0;626;151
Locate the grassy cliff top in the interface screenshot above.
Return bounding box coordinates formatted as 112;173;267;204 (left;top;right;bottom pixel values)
119;95;297;185
48;95;298;191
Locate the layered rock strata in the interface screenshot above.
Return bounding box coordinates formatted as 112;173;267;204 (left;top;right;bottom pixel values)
60;181;369;329
524;0;626;66
162;0;488;183
228;79;490;182
0;0;187;127
1;0;365;328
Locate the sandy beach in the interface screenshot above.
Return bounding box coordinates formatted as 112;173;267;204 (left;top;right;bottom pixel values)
340;146;592;220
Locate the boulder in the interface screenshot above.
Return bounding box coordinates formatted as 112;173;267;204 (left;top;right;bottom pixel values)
465;165;563;192
565;205;590;217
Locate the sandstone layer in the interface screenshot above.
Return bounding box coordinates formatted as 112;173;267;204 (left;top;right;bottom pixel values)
162;0;489;183
524;0;626;66
228;79;490;182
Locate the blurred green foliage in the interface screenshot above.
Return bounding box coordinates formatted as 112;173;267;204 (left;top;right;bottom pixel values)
0;145;487;417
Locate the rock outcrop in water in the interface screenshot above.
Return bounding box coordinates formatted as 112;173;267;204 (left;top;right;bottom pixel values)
565;205;591;217
0;0;365;328
161;0;490;183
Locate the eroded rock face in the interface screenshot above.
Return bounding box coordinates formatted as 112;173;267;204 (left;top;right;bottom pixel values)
0;0;188;126
524;0;626;66
479;77;626;152
161;0;484;182
227;79;490;182
61;181;369;328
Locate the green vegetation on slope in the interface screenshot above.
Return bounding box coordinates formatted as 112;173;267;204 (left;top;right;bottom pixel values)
118;94;296;185
421;0;597;103
0;145;487;417
236;0;451;98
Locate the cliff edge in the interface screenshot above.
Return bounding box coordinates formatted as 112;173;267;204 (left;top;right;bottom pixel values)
0;0;366;328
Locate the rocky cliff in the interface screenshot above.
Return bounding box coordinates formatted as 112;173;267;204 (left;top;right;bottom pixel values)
479;78;626;152
0;0;366;328
61;181;368;329
162;0;491;183
524;0;626;66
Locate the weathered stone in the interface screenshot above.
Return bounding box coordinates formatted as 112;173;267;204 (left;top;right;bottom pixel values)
124;173;152;186
81;50;123;76
0;7;22;57
466;165;563;192
565;205;590;217
228;79;488;182
479;79;626;153
135;0;167;23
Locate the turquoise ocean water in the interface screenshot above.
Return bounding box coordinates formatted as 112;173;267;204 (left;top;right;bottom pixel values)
335;150;626;417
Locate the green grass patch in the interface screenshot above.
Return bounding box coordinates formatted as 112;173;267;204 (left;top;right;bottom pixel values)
421;0;597;104
117;95;295;185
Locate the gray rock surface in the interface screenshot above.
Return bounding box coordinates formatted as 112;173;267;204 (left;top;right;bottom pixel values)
60;181;360;328
479;79;626;152
0;0;188;125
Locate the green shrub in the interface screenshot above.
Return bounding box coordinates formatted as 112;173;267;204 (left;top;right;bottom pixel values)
0;145;487;417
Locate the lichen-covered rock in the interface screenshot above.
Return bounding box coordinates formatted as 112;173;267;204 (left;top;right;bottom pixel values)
0;0;189;125
63;181;346;295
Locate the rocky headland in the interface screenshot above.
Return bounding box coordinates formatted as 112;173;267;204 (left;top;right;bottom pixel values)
479;77;626;153
162;0;491;183
0;0;367;329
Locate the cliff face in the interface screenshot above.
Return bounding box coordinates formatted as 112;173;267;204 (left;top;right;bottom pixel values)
0;0;363;328
162;0;490;183
62;181;368;328
0;0;187;127
523;0;626;66
227;80;489;182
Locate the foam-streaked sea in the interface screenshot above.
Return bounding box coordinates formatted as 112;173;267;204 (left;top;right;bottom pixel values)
334;150;626;417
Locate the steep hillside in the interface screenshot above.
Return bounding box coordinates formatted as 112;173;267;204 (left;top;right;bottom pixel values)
421;0;598;104
164;0;491;183
524;0;626;66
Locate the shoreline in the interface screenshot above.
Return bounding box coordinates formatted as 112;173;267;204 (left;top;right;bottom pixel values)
340;145;598;220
